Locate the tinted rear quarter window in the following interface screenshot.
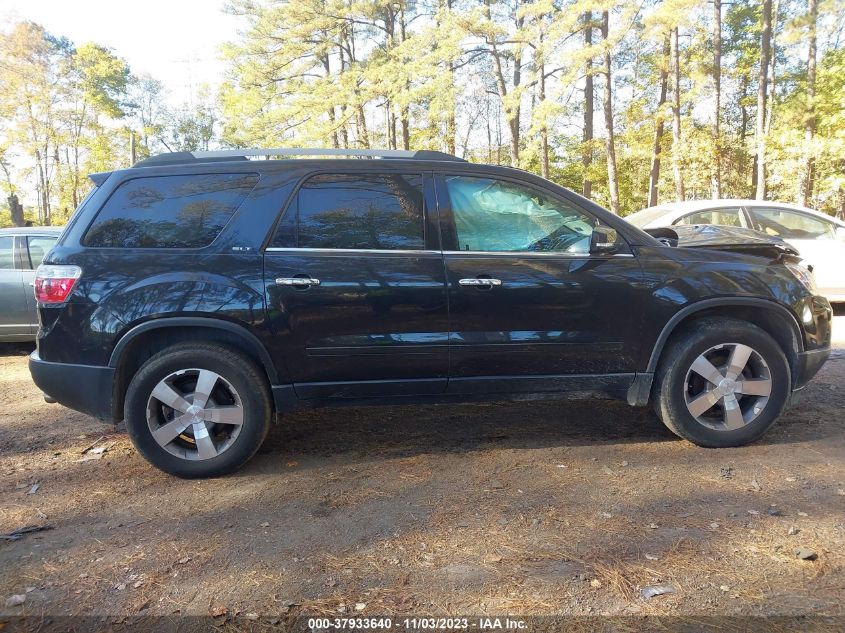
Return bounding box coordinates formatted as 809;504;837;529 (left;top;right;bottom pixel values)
84;173;258;248
272;173;424;250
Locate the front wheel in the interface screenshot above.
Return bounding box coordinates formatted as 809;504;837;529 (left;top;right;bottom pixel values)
653;318;791;448
124;342;272;478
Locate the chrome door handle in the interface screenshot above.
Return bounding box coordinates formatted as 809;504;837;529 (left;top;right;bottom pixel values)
275;277;321;287
458;278;502;287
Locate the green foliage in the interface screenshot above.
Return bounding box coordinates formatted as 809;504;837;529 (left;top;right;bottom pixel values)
2;0;845;226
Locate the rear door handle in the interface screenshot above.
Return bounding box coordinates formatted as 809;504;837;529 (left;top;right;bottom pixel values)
275;276;321;287
458;278;502;287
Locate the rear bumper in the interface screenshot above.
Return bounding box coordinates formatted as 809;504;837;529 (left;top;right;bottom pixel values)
29;351;115;421
793;347;831;391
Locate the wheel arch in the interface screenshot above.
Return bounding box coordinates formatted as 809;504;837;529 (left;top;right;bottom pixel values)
646;298;803;382
109;317;280;420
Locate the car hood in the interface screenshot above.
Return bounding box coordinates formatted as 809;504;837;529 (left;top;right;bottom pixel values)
643;224;801;260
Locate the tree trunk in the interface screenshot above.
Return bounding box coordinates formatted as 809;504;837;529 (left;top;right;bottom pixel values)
338;45;349;148
670;27;685;201
582;12;594;199
601;11;619;215
445;0;457;155
711;0;722;199
8;194;24;227
398;6;410;151
755;0;772;200
400;114;410;151
490;46;517;166
801;0;817;206
838;185;845;221
539;59;549;179
35;150;49;224
385;100;393;149
356;102;370;149
764;0;778;139
486;0;520;167
320;54;339;149
648;35;670;208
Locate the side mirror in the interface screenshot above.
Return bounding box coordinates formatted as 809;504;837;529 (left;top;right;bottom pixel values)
590;225;621;254
836;226;845;242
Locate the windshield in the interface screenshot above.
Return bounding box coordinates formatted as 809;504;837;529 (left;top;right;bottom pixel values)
624;206;673;228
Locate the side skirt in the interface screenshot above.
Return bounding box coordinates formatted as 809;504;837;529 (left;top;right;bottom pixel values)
272;373;643;413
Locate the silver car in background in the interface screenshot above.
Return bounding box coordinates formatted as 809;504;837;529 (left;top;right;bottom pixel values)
626;200;845;303
0;227;62;342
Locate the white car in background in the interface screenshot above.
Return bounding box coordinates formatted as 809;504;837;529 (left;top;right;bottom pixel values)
626;200;845;303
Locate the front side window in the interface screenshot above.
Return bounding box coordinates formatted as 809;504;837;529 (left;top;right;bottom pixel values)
272;173;425;250
26;236;58;269
0;236;13;269
83;173;258;248
444;176;597;253
750;207;835;240
677;208;743;227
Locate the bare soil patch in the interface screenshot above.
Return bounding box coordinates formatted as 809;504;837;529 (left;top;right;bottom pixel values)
1;316;844;625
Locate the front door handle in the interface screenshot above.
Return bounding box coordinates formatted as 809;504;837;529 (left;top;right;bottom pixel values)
275;276;321;288
458;277;503;287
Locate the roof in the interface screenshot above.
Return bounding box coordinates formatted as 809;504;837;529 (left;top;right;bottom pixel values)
627;199;845;228
0;226;63;235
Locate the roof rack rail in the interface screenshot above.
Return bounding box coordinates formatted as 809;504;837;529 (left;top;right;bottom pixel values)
133;148;466;168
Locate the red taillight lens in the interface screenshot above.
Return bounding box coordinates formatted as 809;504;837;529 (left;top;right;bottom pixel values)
34;265;82;304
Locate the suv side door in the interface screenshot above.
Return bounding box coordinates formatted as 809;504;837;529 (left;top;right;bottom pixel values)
263;170;449;399
437;173;644;395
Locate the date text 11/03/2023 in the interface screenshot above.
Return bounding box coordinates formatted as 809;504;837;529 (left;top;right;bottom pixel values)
306;617;529;630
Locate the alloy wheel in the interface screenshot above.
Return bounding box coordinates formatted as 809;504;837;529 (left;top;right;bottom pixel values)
146;368;244;460
683;343;773;431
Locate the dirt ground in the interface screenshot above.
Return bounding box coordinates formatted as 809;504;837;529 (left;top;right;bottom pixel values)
1;311;844;629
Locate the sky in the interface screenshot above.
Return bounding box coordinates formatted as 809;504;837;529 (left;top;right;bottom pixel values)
0;0;239;107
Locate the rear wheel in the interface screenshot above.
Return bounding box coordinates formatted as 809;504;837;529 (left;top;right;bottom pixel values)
125;342;271;478
654;318;791;447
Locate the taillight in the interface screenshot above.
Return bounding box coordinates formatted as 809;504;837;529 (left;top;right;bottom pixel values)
34;265;82;304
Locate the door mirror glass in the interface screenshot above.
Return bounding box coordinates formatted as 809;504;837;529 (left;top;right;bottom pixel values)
590;226;620;254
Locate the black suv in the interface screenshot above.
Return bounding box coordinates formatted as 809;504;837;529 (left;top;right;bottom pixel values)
29;149;832;478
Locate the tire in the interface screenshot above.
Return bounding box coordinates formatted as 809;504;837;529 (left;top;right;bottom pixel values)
653;317;791;448
124;342;272;478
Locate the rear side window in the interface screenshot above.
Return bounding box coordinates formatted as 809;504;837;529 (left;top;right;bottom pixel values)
272;173;425;250
83;173;258;248
26;236;57;269
0;236;12;269
750;207;835;240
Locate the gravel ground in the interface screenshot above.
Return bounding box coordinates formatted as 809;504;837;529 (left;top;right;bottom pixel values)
1;312;843;628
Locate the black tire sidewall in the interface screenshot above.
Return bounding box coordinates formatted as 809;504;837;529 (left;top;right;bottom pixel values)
125;345;271;478
658;322;790;448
